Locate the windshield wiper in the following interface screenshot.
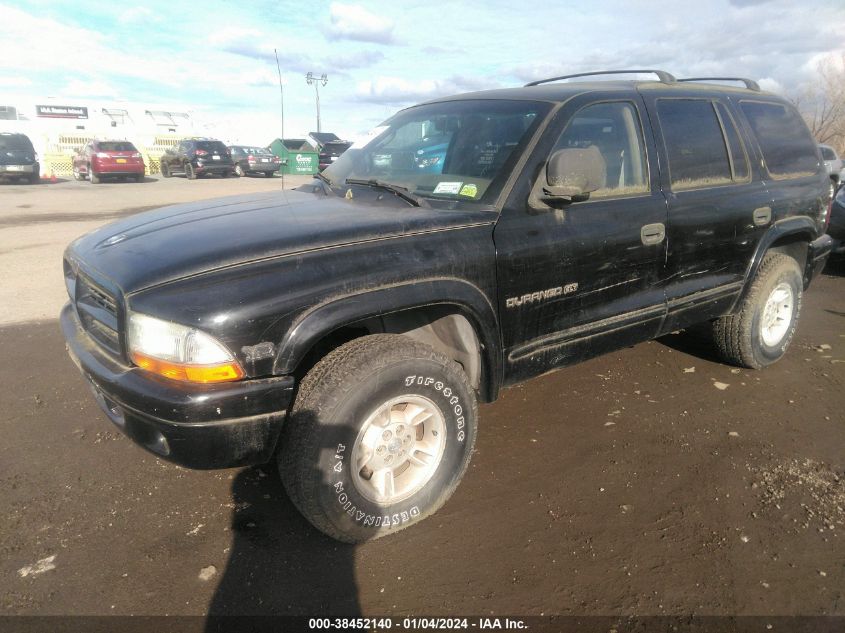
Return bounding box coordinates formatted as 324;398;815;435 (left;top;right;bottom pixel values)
345;178;426;207
310;171;335;196
314;171;331;185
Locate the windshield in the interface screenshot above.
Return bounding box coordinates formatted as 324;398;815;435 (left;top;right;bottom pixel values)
98;141;136;152
323;99;550;202
0;135;34;151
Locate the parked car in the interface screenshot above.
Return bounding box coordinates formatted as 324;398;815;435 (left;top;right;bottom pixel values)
0;132;40;184
159;139;234;179
228;145;281;177
828;184;845;255
72;140;145;184
310;132;352;171
819;144;842;198
61;70;833;543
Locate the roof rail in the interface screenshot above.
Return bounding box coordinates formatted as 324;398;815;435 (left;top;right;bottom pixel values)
678;77;761;91
524;69;676;87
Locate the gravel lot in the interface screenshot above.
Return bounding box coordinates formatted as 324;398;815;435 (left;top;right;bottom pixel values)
1;177;843;619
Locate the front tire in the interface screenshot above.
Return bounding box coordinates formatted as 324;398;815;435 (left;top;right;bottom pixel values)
712;252;802;369
279;334;478;543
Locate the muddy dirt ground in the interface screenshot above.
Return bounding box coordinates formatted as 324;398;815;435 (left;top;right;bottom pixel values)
1;178;843;620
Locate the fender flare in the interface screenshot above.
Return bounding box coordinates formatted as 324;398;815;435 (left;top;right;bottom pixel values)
273;279;503;402
733;216;818;308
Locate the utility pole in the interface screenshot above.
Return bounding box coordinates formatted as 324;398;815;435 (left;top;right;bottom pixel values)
305;72;328;133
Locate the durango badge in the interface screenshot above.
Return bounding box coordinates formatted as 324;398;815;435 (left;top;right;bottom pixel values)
506;283;578;308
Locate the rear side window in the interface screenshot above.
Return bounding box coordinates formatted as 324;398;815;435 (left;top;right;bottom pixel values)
657;99;732;190
739;101;819;179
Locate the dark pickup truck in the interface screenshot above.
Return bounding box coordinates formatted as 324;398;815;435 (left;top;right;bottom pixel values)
62;70;834;543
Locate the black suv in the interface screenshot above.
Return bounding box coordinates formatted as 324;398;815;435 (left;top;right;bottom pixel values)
0;132;40;183
61;70;833;543
159;138;234;179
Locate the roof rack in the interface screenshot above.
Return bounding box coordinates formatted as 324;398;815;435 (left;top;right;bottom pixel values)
677;77;761;91
525;69;676;87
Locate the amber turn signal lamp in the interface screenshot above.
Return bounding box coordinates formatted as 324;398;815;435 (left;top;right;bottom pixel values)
131;352;244;384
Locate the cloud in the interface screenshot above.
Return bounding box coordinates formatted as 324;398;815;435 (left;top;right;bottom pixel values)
0;76;32;88
354;74;495;105
332;50;384;70
117;7;158;25
326;3;395;44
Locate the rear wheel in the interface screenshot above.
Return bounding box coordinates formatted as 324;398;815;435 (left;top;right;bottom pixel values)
279;334;478;543
160;162;171;178
88;166;100;184
234;164;244;177
712;252;802;369
264;171;275;177
134;173;144;183
185;163;196;180
29;170;41;184
72;165;83;181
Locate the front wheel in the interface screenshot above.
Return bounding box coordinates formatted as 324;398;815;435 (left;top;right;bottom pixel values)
279;334;478;543
712;252;802;369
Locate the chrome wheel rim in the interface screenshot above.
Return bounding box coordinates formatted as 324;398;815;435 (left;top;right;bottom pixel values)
351;395;446;505
760;282;793;347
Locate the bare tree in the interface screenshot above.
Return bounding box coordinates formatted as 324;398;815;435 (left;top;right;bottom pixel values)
790;54;845;153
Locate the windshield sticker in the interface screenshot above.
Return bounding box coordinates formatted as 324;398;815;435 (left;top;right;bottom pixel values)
433;181;463;195
459;183;478;198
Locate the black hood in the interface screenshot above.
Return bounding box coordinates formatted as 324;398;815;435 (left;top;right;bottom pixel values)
68;189;494;295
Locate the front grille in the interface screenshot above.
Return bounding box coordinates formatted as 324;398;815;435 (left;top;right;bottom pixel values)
70;266;122;356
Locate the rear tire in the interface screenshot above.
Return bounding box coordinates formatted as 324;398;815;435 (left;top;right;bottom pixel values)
160;162;171;178
712;252;802;369
72;166;83;181
88;166;100;184
134;174;144;183
185;163;196;180
279;334;478;543
264;171;274;177
234;164;244;177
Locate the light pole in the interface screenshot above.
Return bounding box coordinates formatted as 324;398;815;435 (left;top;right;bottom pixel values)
305;72;328;133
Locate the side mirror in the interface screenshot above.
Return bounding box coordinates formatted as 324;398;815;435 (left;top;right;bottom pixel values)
543;146;606;199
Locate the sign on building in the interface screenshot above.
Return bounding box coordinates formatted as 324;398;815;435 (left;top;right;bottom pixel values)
36;105;88;119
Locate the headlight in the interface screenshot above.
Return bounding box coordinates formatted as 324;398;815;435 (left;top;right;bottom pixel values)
128;312;244;383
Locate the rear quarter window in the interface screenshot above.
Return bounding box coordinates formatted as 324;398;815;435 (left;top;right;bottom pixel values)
739;101;820;179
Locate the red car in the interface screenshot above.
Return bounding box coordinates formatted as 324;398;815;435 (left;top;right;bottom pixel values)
72;140;145;183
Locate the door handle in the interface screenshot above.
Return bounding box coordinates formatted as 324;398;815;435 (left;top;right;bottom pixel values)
753;206;772;226
641;222;665;245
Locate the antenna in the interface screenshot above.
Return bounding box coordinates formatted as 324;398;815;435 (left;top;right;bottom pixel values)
274;49;285;189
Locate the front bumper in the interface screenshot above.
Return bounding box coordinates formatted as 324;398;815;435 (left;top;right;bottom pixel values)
805;234;835;284
61;303;294;469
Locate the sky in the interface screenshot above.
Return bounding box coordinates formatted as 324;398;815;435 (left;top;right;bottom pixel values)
1;0;844;144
